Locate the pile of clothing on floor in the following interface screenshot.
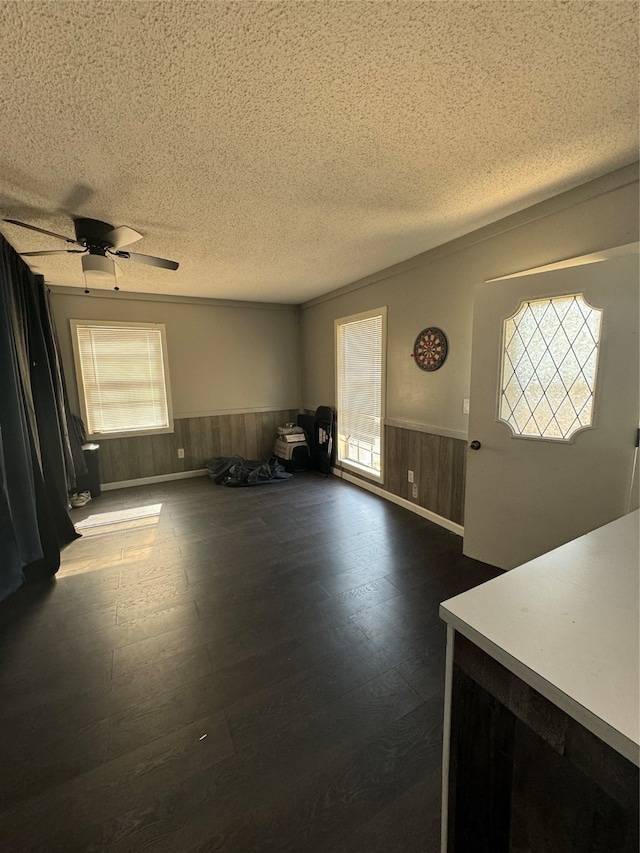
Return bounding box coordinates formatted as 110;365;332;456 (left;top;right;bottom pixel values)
207;456;292;487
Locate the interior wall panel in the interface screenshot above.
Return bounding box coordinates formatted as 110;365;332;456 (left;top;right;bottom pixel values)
384;425;466;524
97;409;298;484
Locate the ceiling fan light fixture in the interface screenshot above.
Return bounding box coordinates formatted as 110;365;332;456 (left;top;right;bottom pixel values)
82;252;119;293
82;253;115;278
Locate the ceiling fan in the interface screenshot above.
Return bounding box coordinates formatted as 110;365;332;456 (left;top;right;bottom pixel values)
3;217;179;289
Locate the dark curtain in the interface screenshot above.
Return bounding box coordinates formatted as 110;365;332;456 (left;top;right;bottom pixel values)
0;233;82;600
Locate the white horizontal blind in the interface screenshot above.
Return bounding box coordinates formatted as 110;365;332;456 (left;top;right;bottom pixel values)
74;323;170;435
337;312;383;477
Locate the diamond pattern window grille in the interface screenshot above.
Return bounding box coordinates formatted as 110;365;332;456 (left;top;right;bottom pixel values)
499;294;602;440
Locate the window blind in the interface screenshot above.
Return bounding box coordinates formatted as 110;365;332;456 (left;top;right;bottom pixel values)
74;323;171;435
337;312;383;475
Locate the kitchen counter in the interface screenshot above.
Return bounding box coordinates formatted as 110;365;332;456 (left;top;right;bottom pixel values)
439;511;639;852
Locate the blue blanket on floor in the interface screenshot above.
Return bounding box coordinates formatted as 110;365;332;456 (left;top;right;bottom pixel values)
206;456;292;487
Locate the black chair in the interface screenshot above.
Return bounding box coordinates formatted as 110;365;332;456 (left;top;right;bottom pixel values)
297;407;335;477
313;406;334;477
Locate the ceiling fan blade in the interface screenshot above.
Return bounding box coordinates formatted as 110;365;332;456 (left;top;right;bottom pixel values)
114;251;179;271
103;225;143;249
20;249;86;256
4;219;79;244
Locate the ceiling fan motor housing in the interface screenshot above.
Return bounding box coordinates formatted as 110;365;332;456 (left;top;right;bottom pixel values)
73;217;115;247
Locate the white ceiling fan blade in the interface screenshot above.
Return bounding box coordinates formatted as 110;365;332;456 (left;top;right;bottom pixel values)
103;225;143;249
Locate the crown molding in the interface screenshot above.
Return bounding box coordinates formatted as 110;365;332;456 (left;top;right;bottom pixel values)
47;284;298;312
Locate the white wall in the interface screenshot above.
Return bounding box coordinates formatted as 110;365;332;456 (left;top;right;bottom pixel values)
300;166;639;439
51;291;301;418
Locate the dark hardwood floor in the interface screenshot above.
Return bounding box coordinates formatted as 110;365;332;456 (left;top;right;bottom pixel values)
0;472;501;852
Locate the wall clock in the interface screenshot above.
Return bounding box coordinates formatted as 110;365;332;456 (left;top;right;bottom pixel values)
413;327;448;371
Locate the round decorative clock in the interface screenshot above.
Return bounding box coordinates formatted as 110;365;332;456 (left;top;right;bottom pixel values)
412;327;448;371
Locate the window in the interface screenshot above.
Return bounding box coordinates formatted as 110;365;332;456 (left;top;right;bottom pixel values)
499;294;602;440
70;320;173;439
335;307;386;480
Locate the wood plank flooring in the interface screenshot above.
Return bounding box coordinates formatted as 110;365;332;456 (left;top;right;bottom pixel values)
0;473;501;852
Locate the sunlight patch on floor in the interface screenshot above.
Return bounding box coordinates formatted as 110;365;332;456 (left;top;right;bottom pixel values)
75;504;163;531
59;504;166;577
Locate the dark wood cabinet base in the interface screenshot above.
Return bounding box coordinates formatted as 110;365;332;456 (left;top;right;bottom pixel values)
447;636;639;853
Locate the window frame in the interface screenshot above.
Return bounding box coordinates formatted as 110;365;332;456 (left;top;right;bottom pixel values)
70;319;174;440
335;306;387;483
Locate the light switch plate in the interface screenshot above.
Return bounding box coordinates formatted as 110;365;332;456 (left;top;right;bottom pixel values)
463;398;470;414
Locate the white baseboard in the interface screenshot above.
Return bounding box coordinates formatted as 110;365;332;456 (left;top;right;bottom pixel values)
101;466;464;537
101;468;209;491
331;467;464;537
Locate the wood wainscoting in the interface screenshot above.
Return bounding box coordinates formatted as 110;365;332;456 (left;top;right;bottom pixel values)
385;425;466;525
97;409;299;484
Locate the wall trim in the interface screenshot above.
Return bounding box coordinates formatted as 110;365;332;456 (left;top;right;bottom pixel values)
94;408;301;440
332;467;464;537
385;418;468;441
172;406;301;420
48;284;297;312
101;468;209;491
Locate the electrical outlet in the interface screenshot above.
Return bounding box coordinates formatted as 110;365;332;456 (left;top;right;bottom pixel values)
408;470;414;483
411;483;418;499
463;398;470;414
177;448;185;459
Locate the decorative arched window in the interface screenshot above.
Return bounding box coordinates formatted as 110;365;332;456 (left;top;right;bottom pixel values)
499;294;602;440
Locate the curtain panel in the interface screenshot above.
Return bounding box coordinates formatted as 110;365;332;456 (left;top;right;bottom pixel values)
0;233;81;601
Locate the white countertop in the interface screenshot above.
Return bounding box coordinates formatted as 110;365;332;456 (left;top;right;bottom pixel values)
440;511;640;765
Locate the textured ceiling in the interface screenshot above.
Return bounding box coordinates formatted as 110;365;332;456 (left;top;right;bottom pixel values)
0;1;638;303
